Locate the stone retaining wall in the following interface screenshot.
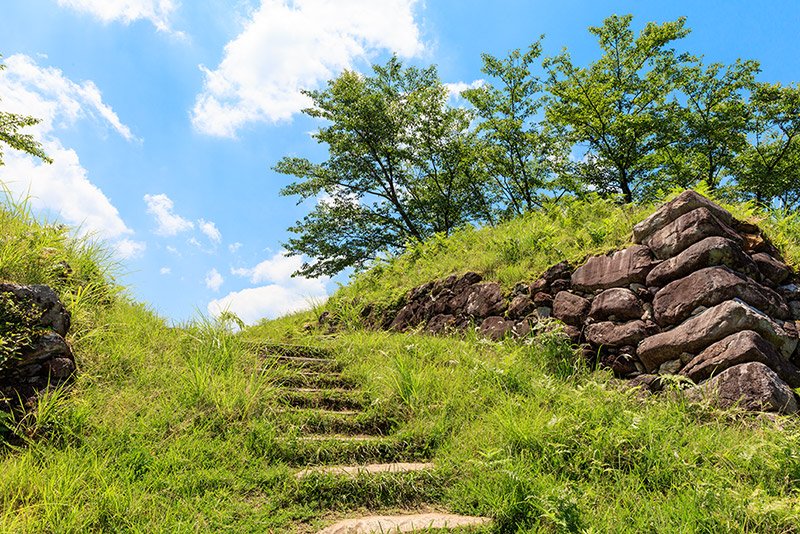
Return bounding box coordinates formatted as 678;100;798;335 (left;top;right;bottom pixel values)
382;191;800;414
0;283;75;408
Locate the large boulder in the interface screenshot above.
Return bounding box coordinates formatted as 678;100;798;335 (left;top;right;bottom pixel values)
637;300;798;372
686;362;798;414
633;190;735;244
652;266;789;327
645;236;760;287
681;331;800;387
552;291;590;326
589;288;643;322
586;320;647;347
642;207;742;260
570;245;654;292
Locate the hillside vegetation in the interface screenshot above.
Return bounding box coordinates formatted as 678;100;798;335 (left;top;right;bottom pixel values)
3;191;800;532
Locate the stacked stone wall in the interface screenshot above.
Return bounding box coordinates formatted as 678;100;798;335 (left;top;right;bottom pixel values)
382;191;800;414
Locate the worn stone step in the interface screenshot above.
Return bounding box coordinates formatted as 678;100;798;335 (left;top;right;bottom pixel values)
275;408;395;435
280;388;368;411
270;371;358;390
262;354;341;371
272;435;428;466
317;513;492;534
247;341;333;359
295;462;435;478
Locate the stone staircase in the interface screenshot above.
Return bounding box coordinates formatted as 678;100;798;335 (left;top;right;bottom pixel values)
255;343;490;533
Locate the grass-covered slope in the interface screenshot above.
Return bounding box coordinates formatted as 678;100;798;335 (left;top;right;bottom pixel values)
330;190;800;320
2;191;800;532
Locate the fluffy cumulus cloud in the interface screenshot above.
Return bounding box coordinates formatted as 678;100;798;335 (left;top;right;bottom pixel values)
143;193;194;236
209;250;328;324
198;218;222;244
114;238;147;259
192;0;424;137
444;79;485;100
0;54;136;243
205;268;224;292
56;0;179;33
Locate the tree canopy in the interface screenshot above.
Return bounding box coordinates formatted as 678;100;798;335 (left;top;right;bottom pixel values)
275;58;486;277
0;55;51;166
278;14;800;277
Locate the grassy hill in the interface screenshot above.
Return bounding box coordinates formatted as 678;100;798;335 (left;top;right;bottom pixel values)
2;191;800;532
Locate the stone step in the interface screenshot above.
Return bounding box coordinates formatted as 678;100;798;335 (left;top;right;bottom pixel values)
275;408;395;435
261;354;341;371
295;462;435;478
280;388;368;411
270;371;358;390
317;513;492;534
272;435;427;466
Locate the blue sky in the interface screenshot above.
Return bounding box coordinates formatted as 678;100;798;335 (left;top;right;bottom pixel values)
1;0;799;324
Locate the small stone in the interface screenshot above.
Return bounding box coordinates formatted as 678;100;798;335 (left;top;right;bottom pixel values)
479;316;514;341
532;291;553;308
536;306;552;318
658;359;682;375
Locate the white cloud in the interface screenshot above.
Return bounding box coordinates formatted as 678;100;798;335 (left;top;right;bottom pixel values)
160;266;171;275
230;249;300;283
56;0;179;34
144;193;194;236
198;218;222;244
228;242;242;253
191;0;424;137
0;54;135;242
114;238;146;259
444;79;485;100
208;283;328;325
205;268;224;292
213;250;328;323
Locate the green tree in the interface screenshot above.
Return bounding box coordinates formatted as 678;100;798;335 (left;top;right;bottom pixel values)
463;41;573;217
544;14;690;202
735;82;800;207
0;55;51;166
275;57;486;277
660;58;758;190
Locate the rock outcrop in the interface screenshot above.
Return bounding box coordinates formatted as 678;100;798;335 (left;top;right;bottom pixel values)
0;283;75;408
378;191;800;414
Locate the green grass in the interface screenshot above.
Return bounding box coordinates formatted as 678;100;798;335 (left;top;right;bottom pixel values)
2;189;800;532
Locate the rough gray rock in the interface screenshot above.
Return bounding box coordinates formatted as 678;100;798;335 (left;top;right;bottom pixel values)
752;253;792;286
571;245;654;292
589;288;643;321
645;236;760;287
681;330;800;387
686;362;798;414
507;295;534;319
552;291;590;326
479;316;514;340
633;190;735;244
426;314;456;334
637;300;798;372
586;320;647;347
642;207;742;260
0;283;71;337
653;266;790;327
465;283;506;318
